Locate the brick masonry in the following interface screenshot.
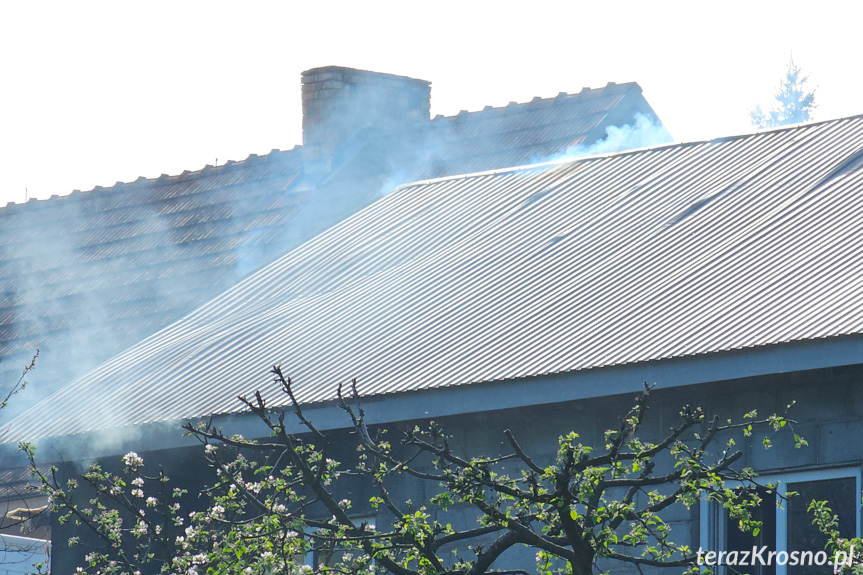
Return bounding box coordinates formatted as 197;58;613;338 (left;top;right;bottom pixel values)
301;66;432;173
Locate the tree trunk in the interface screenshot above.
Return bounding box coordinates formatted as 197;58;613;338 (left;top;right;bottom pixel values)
571;549;594;575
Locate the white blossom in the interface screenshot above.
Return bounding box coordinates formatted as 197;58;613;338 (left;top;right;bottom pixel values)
131;519;148;537
122;452;144;469
191;554;207;565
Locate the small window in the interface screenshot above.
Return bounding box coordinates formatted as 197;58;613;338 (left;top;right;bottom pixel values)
786;477;856;575
0;534;50;575
701;468;861;575
725;485;777;575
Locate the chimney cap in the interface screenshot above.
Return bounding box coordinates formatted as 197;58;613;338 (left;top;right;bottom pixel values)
301;65;430;87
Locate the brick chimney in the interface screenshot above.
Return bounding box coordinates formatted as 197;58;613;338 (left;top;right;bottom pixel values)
301;66;431;177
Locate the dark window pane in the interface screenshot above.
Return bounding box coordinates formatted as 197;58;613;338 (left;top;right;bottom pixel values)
726;486;776;575
787;478;855;575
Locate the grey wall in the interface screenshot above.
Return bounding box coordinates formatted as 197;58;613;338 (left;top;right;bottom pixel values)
353;364;863;573
49;363;863;573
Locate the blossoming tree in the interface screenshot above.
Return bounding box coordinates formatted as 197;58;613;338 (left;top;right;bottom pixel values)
24;367;806;575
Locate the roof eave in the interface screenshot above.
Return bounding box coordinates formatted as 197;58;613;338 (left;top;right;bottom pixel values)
7;334;862;466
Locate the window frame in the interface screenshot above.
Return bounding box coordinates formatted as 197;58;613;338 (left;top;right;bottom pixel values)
699;466;862;575
0;534;50;575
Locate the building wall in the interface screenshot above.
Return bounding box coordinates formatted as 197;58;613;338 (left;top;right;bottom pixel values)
50;364;863;573
353;364;863;573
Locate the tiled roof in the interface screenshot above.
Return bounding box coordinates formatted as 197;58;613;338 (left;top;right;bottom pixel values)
7;114;863;442
0;148;306;401
418;82;650;177
0;80;657;414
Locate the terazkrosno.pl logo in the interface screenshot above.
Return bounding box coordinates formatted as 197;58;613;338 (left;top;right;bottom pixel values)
697;546;856;570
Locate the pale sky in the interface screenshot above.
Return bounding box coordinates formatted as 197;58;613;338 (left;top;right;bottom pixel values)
1;1;860;207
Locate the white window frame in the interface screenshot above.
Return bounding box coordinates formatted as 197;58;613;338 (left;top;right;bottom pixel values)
699;466;862;575
0;534;50;575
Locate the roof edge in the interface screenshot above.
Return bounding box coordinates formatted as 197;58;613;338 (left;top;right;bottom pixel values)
7;334;862;466
395;112;863;192
430;81;642;123
1;145;304;212
302;65;431;86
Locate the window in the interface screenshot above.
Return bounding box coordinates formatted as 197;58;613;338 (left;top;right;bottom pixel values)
700;468;861;575
0;534;50;575
725;484;777;575
786;477;856;575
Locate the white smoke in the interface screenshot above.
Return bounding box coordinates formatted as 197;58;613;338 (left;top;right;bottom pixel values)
534;113;674;164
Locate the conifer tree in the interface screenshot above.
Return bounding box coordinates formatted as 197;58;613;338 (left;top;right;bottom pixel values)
751;56;817;129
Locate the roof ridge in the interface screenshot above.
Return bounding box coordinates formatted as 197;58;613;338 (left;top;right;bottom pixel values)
1;145;303;211
398;113;863;190
430;81;641;123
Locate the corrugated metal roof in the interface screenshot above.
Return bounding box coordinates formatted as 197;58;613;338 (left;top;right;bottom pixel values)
13;115;861;443
0;81;649;410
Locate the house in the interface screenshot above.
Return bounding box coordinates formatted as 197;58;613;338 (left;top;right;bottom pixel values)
0;66;666;571
3;112;863;573
0;66;664;421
